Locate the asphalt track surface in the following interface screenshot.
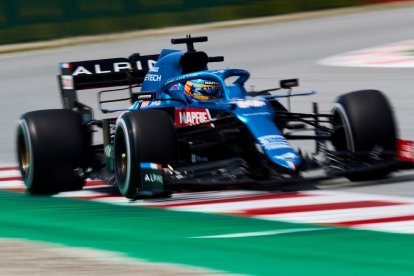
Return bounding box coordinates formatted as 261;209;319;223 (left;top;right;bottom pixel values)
2;3;414;275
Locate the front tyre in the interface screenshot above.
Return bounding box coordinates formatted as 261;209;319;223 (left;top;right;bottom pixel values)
114;110;178;199
331;90;397;181
16;109;86;194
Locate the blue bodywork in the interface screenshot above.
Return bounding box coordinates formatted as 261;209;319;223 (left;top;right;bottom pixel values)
129;49;304;173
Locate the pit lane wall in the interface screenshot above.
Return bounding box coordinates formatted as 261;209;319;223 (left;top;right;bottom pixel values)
0;0;408;45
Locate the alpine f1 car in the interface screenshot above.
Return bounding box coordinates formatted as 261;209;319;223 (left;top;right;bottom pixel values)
16;35;414;199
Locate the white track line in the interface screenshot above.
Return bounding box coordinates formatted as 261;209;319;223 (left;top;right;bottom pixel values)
0;170;21;179
191;228;328;239
352;221;414;234
0;180;24;189
254;204;414;224
54;190;111;198
163;193;397;213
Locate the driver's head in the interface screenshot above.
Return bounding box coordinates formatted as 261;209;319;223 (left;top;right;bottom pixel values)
184;79;222;100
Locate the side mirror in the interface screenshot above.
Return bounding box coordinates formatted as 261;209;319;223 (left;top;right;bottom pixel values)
131;92;155;104
280;79;299;89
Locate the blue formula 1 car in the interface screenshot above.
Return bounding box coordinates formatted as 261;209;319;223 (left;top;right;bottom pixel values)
16;35;409;199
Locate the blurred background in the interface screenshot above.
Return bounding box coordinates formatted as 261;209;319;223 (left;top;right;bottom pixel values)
0;0;406;45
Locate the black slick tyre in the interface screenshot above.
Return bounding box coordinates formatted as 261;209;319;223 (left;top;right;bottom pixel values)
114;110;178;199
331;90;397;181
16;109;86;194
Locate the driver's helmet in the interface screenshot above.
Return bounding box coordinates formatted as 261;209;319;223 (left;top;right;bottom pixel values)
184;79;222;100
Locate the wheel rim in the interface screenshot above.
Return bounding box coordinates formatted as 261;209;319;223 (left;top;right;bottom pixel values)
20;141;30;175
18;131;30;176
120;153;127;175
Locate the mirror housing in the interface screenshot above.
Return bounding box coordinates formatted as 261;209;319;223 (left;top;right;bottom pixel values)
280;78;299;89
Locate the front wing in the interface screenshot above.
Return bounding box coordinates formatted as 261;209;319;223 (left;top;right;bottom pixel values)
132;142;414;199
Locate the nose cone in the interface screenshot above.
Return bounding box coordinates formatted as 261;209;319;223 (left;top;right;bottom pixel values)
272;152;302;172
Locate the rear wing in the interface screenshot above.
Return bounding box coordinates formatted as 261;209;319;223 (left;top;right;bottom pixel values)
58;54;159;111
57;35;224;119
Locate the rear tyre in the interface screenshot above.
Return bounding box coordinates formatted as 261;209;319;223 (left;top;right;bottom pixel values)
331;90;397;181
16;109;86;194
114;110;178;199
